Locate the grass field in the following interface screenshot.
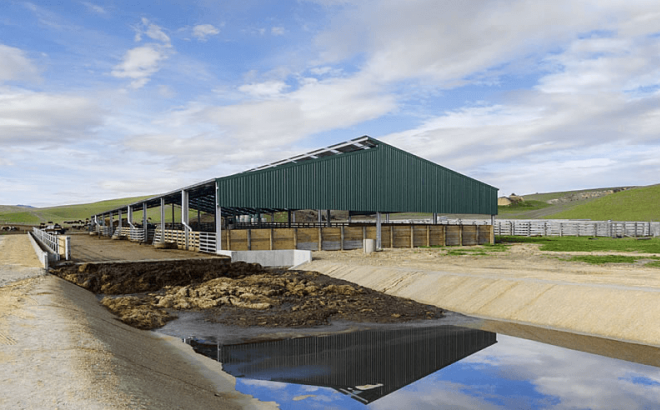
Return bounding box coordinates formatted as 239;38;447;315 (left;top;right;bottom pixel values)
548;184;660;221
498;235;660;253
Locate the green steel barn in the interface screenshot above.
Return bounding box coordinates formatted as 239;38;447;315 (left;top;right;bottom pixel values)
91;136;498;253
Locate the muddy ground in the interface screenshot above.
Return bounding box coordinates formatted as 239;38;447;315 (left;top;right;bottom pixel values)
50;259;443;330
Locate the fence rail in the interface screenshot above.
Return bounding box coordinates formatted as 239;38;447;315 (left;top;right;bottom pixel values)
493;219;659;237
32;227;70;260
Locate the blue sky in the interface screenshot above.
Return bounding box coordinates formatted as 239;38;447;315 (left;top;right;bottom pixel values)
2;1;660;206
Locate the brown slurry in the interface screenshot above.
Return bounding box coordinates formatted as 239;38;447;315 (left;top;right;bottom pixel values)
50;259;444;330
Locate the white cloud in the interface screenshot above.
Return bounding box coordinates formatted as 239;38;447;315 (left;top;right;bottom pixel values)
0;44;40;83
192;24;220;41
271;26;285;36
111;45;170;88
462;335;660;410
238;81;289;98
81;2;106;15
0;87;103;144
134;18;171;44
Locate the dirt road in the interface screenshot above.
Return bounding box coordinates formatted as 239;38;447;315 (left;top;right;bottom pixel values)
0;235;276;409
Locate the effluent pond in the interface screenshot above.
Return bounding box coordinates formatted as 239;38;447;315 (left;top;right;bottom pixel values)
156;311;660;409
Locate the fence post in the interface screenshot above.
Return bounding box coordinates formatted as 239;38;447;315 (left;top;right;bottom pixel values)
340;226;344;250
410;225;414;249
65;236;71;260
247;229;252;251
293;228;298;250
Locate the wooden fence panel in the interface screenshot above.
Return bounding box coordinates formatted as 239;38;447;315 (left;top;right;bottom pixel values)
250;229;270;250
445;226;461;246
343;226;364;250
392;225;410;248
478;226;492;245
322;227;341;251
296;228;318;251
273;228;294;250
230;230;248;251
413;226;427;248
462;226;478;246
429;225;445;246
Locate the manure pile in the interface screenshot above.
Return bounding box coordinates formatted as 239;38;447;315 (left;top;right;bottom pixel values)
50;259;444;330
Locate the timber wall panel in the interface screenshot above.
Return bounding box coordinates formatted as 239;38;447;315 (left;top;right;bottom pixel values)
392;226;410;248
322;227;341;251
296;228;318;251
445;226;461;246
429;226;445;247
230;230;248;251
273;228;295;250
250;229;270;251
413;226;427;248
381;226;392;248
343;226;364;250
462;226;478;246
478;226;491;245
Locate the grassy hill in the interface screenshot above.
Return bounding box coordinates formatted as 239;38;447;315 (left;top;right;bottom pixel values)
548;184;660;221
498;185;660;221
0;196;153;225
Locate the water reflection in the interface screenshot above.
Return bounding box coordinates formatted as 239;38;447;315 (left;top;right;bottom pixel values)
187;323;660;409
189;325;496;404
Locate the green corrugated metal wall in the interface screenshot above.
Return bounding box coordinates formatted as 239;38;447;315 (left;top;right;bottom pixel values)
216;139;498;215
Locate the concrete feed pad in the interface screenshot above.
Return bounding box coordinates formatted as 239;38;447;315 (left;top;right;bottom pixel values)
301;260;660;347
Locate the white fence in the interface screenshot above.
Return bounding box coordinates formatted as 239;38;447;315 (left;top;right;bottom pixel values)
32;227;70;260
493;219;658;237
153;229;217;254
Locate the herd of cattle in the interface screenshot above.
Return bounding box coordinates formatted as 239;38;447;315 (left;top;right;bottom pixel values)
0;219;93;234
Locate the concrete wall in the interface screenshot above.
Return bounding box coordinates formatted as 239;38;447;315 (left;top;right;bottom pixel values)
216;250;312;267
27;232;51;269
301;260;660;348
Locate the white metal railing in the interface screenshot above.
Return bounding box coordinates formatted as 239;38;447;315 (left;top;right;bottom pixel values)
154;228;217;253
198;232;217;253
493;219;657;237
32;227;71;260
130;227;145;241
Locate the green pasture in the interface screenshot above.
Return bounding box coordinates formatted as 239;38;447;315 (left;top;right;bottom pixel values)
497;235;660;253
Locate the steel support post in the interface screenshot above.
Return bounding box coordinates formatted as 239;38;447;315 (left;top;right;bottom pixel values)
490;214;495;244
118;209;122;232
160;198;165;243
182;190;189;249
215;181;222;252
287;210;292;228
142;203;147;242
376;212;382;250
326;210;331;227
318;209;322;225
127;205;133;227
385;213;389;223
433;213;438;225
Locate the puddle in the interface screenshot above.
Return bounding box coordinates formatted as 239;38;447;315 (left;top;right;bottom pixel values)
160;317;660;409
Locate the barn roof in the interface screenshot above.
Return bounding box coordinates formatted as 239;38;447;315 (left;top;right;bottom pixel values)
92;136;498;219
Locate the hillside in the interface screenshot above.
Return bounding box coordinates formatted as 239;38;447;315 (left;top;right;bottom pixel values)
498;185;659;221
548;184;660;221
0;196;153;225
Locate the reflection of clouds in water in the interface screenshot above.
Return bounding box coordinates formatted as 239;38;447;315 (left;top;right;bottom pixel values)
369;380;506;410
236;379;359;409
462;335;660;410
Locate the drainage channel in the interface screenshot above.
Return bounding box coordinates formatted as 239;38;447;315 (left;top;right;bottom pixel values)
156;313;660;409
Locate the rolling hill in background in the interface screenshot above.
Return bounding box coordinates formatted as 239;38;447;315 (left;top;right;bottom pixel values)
0;196;153;225
499;184;660;221
2;184;659;225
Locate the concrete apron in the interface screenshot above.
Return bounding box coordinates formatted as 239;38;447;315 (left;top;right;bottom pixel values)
300;261;660;348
